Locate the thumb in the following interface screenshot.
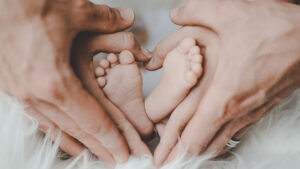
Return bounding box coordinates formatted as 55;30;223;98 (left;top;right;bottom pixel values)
76;2;135;33
145;26;218;70
170;0;218;29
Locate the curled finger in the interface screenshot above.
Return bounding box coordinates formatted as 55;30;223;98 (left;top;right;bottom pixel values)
26;106;85;157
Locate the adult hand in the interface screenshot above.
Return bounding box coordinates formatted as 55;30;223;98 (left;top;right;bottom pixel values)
147;0;300;166
0;0;149;166
71;31;152;157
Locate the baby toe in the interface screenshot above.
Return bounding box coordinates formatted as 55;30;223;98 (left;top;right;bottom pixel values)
178;38;196;54
191;63;203;77
119;50;135;65
189;46;201;56
185;71;197;86
99;59;110;68
97;77;107;88
95;67;105;77
189;54;203;64
107;53;118;65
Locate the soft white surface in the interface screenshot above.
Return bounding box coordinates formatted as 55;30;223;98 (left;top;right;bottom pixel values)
1;89;300;169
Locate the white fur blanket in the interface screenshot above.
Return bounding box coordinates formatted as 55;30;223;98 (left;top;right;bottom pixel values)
1;89;300;169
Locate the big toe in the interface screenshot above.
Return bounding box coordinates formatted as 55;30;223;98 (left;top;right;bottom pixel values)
178;38;196;54
119;50;135;65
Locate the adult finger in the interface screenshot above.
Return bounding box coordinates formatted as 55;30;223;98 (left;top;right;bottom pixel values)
170;0;247;29
146;26;218;70
31;100;116;165
26;107;85;157
74;32;151;62
165;84;233;163
170;0;219;29
33;71;130;163
154;90;202;166
155;117;169;137
99;98;152;157
218;126;249;156
75;1;135;33
153;27;220;166
74;63;151;157
71;35;151;157
205;100;276;155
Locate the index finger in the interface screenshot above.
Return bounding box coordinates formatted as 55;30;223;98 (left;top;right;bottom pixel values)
175;85;230;156
73;32;151;62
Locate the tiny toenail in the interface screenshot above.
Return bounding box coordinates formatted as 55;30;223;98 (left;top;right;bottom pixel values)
141;47;152;58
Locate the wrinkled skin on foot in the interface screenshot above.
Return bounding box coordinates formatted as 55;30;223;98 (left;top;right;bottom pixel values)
0;0;150;166
94;51;154;137
145;38;203;123
146;0;300;166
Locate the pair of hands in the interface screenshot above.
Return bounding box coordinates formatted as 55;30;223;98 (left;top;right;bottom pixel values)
1;0;300;167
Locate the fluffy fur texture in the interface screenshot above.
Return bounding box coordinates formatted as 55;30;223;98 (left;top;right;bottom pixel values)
1;89;300;169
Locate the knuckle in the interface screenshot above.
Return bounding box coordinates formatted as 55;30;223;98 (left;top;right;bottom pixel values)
101;5;118;22
221;97;241;123
82;122;107;136
64;127;85;138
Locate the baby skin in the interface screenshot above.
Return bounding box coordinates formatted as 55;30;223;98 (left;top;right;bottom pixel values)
95;51;154;137
94;38;203;137
145;38;203;122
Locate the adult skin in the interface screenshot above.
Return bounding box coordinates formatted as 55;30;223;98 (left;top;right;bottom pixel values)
146;0;300;166
0;0;151;166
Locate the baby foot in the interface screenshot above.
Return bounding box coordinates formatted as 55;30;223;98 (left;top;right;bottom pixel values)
95;51;154;137
145;38;203;122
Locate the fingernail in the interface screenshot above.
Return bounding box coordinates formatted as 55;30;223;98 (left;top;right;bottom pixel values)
141;47;152;58
118;8;135;22
170;8;179;18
